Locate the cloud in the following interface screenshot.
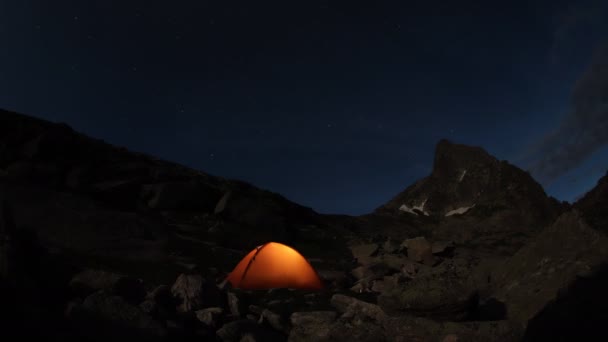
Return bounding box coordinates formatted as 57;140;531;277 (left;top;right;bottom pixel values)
549;0;608;65
528;46;608;182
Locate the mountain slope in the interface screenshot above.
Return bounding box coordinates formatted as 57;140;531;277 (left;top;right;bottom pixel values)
373;139;566;255
0;108;349;280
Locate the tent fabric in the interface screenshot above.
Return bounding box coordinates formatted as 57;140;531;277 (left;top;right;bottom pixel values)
226;242;323;290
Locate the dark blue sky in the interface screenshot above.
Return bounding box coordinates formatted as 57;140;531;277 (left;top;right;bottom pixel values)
2;0;607;214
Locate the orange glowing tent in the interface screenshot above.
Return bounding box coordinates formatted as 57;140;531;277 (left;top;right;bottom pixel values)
226;242;323;290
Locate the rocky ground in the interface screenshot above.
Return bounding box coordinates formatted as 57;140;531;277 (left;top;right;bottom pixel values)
1;108;607;341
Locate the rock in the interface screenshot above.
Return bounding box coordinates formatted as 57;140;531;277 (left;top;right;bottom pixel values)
401;260;419;278
381;254;409;271
112;276;146;305
146;285;174;312
351;262;391;281
381;316;440;341
330;294;386;322
316;269;348;287
382;316;519;342
402;237;435;266
259;309;289;334
442;334;459;342
289;311;337;342
195;307;224;327
171;274;221;313
432;240;455;255
215;190;232;214
227;291;243;317
492;211;608;330
69;269;124;296
147;284;170;300
382;238;401;254
65;298;84;317
139;299;157;315
248;304;264;315
350;282;369;293
70;269;145;304
379;275;405;294
349;243;379;265
351;266;367;280
216;319;258;342
239;333;257;342
371;279;386;293
378;269;478;321
81;291;167;339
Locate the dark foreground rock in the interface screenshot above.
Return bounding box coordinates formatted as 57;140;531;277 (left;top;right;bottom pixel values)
491;210;608;331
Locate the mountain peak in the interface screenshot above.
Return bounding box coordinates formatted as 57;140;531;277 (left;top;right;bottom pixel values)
433;139;498;178
377;139;560;222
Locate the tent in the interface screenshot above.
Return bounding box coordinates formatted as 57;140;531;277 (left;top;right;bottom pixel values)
226;242;323;290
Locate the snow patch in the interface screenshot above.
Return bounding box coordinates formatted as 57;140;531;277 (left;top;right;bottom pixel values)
445;204;476;217
399;198;430;216
458;169;467;182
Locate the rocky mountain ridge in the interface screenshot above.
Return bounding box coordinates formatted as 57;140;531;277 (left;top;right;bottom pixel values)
1;108;606;341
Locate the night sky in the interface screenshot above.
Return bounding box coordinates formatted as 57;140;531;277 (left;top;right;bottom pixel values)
2;0;608;215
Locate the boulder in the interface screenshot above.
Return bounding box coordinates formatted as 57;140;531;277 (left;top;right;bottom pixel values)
195;307;225;327
382;238;401;254
381;254;410;271
401;260;419;278
402;237;435;266
328;320;386;342
139;299;157;315
316;269;349;288
432;240;455;256
239;333;257;342
492;211;608;330
378;260;478;320
259;309;289;334
215;319;258;342
69;269;124;296
289;311;337;342
171;274;221;313
112;276;146;305
349;243;379;265
351;262;390;280
227;291;244;317
146;285;174;311
80;291;167;340
69;269;145;304
330;294;386;322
